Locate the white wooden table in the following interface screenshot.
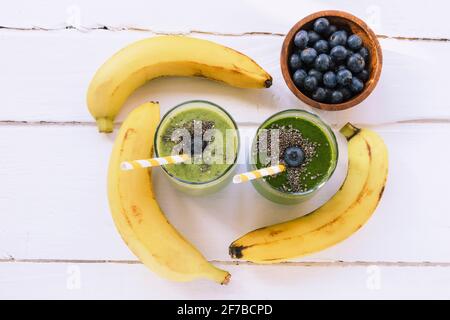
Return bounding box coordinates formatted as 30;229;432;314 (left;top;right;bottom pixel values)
1;0;450;300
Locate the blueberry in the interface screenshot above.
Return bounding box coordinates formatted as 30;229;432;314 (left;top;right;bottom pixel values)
314;54;331;72
284;146;305;167
349;77;364;93
300;48;317;64
294;30;309;49
330;90;344;103
307;31;321;46
303;75;318;92
355;69;370;82
292;69;307;87
330;45;347;61
323;71;337;89
325;24;337;37
313;18;330;35
289;53;302;69
314;40;329;54
347;53;365;73
336;69;353;86
359;47;370;62
308;69;323;83
312;87;327;102
339;87;352;100
347;34;362;50
329;30;347;48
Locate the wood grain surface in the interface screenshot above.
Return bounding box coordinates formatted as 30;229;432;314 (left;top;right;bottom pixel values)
0;0;449;299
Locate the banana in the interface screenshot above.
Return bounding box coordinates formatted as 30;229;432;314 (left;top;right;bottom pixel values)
229;123;388;263
108;102;230;284
87;35;272;133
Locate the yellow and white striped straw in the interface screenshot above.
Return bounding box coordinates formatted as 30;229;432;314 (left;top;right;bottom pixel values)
120;154;190;171
233;164;286;184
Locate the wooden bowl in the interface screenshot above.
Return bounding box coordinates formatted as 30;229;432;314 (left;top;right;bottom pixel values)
281;10;382;111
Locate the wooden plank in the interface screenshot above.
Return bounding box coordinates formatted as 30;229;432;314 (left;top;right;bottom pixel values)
1;262;449;299
1;0;450;39
1;0;449;300
0;123;449;262
0;30;450;125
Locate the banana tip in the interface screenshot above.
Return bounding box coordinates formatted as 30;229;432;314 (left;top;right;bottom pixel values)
221;273;231;285
229;245;244;259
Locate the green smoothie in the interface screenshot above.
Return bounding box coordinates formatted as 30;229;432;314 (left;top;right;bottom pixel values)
250;110;338;204
155;100;239;194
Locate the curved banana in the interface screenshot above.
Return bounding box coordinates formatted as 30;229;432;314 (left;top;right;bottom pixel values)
229;123;388;263
108;102;230;284
87;36;272;133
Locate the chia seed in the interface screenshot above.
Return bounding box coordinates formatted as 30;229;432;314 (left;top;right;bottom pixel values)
163;119;215;170
257;124;318;193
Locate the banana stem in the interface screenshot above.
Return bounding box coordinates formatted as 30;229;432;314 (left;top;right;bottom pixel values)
340;123;361;141
96;118;114;133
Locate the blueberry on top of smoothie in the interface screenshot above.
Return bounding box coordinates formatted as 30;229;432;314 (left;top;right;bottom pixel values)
157;102;239;184
284;146;305;167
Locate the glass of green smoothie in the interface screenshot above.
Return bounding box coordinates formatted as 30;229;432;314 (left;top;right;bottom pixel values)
154;100;240;195
249;109;338;205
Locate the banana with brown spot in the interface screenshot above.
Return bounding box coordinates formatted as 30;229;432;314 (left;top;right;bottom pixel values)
87;36;272;133
108;102;230;283
229;123;388;263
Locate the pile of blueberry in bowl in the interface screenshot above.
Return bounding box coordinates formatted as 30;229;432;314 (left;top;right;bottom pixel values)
281;11;382;110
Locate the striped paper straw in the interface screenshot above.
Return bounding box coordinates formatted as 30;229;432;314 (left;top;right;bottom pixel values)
233;164;286;184
120;154;190;171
